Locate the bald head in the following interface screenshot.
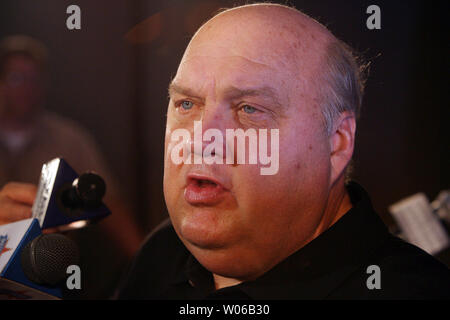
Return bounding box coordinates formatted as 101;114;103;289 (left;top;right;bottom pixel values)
181;3;364;135
185;4;333;84
197;4;334;44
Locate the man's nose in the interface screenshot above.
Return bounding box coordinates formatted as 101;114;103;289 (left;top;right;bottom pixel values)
193;103;233;161
201;103;232;133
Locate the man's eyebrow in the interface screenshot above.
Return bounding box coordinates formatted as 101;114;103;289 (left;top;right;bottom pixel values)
168;83;205;103
168;83;285;109
224;86;285;109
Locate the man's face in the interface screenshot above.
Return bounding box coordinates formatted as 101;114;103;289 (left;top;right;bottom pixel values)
164;12;333;279
0;54;44;122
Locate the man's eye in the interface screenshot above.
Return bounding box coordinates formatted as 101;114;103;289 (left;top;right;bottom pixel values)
180;101;194;110
242;105;257;114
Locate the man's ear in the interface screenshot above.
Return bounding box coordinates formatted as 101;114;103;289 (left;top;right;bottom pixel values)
329;112;356;185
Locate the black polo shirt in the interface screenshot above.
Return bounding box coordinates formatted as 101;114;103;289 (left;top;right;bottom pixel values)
116;182;450;299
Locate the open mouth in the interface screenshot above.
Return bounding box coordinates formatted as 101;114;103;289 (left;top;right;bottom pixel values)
185;174;228;205
187;174;226;189
193;179;218;188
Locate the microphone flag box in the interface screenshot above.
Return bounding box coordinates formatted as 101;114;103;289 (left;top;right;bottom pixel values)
31;158;111;230
0;218;61;299
389;193;450;256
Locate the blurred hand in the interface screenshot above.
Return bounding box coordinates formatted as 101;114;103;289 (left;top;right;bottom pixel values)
0;182;37;225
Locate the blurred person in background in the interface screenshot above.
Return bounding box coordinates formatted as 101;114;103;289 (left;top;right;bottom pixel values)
0;35;145;298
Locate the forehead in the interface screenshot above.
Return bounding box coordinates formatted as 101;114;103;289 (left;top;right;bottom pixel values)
173;10;326;104
175;51;284;91
175;43;299;107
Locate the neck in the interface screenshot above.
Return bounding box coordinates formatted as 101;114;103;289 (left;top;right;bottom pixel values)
313;174;352;239
213;274;242;290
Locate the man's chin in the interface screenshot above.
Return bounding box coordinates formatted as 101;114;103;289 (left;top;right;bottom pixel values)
183;239;255;281
176;228;264;281
178;219;229;250
175;206;236;248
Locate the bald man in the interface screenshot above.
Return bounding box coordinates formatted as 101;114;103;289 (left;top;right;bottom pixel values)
113;4;450;299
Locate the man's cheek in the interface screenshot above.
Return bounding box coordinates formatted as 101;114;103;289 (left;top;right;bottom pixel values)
232;169;283;210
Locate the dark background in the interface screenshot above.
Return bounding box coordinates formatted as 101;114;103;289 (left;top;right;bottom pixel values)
0;0;448;293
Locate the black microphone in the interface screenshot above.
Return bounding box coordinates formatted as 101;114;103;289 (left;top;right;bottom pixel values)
59;172;107;213
21;233;80;286
0;218;79;299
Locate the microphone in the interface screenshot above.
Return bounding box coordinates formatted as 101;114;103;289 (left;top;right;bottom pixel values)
21;234;79;286
1;158;108;299
61;173;106;211
32;158;111;230
0;218;79;299
389;192;450;256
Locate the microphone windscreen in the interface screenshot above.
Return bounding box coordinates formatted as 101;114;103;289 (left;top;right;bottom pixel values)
21;234;80;286
75;173;106;209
